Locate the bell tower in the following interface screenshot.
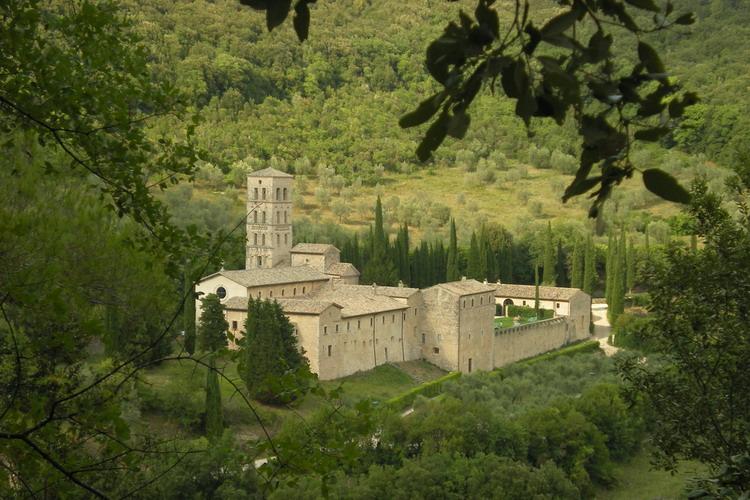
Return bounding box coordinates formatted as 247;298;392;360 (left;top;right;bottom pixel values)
245;167;293;269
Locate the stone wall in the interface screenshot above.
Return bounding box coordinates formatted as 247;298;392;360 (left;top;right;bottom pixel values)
491;317;576;368
316;310;406;380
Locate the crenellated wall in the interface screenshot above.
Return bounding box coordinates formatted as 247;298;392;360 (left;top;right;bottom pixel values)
491;317;578;368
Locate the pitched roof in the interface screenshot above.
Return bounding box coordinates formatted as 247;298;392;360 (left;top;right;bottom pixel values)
310;286;408;318
248;167;293;178
432;279;497;296
223;296;341;315
291;243;339;254
325;262;360;277
366;284;419;298
202;266;330;288
495;284;584;301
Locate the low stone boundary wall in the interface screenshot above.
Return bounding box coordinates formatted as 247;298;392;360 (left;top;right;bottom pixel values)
492;317;574;368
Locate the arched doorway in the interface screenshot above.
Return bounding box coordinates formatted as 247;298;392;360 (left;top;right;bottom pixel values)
501;298;514;316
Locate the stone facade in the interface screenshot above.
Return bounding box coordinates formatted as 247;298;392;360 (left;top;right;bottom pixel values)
195;169;593;380
246;167;294;269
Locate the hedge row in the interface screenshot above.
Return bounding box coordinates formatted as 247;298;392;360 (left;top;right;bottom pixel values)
386;371;462;410
517;340;601;367
507;305;554;320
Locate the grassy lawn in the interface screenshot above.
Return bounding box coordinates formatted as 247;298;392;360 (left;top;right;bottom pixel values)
137;357;447;439
596;447;707;500
494;316;515;329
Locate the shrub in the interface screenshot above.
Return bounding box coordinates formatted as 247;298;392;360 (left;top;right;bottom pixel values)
386;372;462;410
506;305;553;320
528;201;544;217
611;313;655;352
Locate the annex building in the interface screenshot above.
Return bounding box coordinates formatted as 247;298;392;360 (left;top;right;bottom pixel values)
196;168;591;380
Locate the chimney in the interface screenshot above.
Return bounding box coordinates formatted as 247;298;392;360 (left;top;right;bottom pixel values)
398;280;404;288
372;282;377;294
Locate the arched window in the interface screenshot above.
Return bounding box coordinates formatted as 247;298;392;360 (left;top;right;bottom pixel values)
283;187;287;200
254;188;258;200
262;188;266;199
276;188;280;200
253;233;257;245
253;211;258;223
276;212;280;224
284;233;288;245
262;211;266;223
276;234;280;245
262;234;266;245
284;211;288;224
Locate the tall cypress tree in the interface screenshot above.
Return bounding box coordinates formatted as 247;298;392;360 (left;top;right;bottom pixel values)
605;230;615;306
555;239;568;287
583;235;596;295
570;238;583;289
542;222;556;285
239;299;310;404
183;263;196;355
467;231;481;280
205;356;223;440
534;262;540;319
446;218;460;281
197;294;228;353
362;197;398;285
626;237;636;293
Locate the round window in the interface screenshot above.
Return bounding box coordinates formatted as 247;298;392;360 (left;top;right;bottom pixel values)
216;286;227;299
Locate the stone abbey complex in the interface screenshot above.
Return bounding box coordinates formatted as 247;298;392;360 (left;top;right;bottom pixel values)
196;168;591;380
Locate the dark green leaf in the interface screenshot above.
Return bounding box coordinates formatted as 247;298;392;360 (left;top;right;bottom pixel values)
674;12;696;25
500;61;521;98
540;5;582;38
625;0;660;12
516;87;537;125
637;42;665;74
266;0;292;31
634;126;670;142
447;110;471;139
399;92;446;128
642;168;691;203
293;1;312;42
563;176;602;201
416;113;449;161
587;31;612;63
239;0;269;10
523;23;541;54
475;0;499;39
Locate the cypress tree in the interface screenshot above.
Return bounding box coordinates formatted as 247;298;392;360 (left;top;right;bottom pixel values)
555;239;568;287
205;356;223;440
183;263;196;355
570;239;583;289
605;230;615;306
542;222;556;285
626;237;636;293
583;235;596;295
239;299;310;404
446;218;460;281
534;262;540;319
467;231;481;280
197;294;228;353
362;197;398;285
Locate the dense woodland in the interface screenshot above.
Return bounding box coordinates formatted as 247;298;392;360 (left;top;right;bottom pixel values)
1;0;749;498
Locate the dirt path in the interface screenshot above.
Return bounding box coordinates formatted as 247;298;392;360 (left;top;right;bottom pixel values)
592;303;620;356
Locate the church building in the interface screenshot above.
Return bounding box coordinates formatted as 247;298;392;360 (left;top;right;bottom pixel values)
195;168;591;380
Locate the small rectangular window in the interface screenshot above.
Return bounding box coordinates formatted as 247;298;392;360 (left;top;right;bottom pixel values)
463;300;466;308
392;314;395;323
421;334;425;344
358;320;361;329
382;316;385;324
370;317;373;326
556;302;560;308
433;347;440;354
468;358;473;373
281;289;285;296
327;345;332;357
324;326;328;335
231;321;238;330
293;287;297;296
335;324;339;333
347;322;350;332
269;290;273;297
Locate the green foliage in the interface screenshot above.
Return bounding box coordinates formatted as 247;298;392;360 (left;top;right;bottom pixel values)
198;294;229;353
619;176;750;476
542;222;556;285
583;235;597;295
238;298;312;404
610;313;655;352
184;265;197;355
205;357;224;440
517;340;601;367
386;371;462;410
570;238;583;289
446;218;460;281
506;305;553;321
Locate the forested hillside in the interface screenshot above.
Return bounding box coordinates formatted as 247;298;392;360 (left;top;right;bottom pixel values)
132;0;749;245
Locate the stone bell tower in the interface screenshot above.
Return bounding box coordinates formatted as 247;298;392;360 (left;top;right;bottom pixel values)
245;167;293;269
